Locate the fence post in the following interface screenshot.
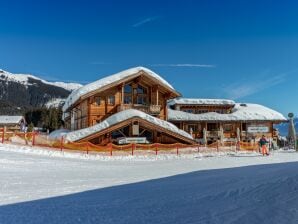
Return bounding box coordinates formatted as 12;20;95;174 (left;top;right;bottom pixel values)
155;143;158;155
132;143;134;156
86;142;89;154
1;127;4;144
217;141;219;152
32;132;36;146
60;136;64;151
110;143;113;156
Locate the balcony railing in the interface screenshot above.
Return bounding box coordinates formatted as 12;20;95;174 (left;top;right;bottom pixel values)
117;104;161;114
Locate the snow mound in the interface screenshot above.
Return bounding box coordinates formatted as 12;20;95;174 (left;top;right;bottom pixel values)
49;129;71;140
62;66;176;112
65;109;193;142
168;103;287;121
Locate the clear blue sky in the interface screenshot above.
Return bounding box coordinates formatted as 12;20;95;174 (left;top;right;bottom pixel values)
1;0;298;116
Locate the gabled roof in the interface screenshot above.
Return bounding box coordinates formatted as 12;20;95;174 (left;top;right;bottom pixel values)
63;67;180;112
65;109;193;142
168;103;287;122
0;116;25;125
168;98;235;106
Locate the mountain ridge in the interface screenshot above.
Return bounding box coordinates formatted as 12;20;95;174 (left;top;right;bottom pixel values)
0;69;82;115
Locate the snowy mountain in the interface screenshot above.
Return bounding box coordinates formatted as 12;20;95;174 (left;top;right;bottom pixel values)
0;69;82;114
0;69;82;91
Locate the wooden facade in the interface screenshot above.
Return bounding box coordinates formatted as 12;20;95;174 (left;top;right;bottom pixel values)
169;103;281;144
62;70;195;145
64;74;177;130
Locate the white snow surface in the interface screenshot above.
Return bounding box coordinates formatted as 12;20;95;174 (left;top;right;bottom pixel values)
0;143;298;224
62;66;176;112
48;129;71;139
0;116;24;124
45;98;65;108
169;103;287;121
168;98;235;106
65;109;192;141
0;69;82;91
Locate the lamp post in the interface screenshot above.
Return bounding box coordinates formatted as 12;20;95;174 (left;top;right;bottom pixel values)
288;113;297;150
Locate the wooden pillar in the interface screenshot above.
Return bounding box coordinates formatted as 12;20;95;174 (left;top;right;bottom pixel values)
105;96;107;114
121;84;124;104
156;86;159;105
88;98;92;127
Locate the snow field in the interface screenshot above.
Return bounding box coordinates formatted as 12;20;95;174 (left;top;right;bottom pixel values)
0;143;298;223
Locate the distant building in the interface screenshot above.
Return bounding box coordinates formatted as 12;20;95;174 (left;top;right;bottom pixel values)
0;116;26;132
62;67;287;145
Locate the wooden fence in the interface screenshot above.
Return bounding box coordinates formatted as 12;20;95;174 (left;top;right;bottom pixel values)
0;129;261;156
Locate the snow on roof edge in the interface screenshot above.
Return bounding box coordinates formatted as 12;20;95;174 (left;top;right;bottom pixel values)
65;109;193;142
0;116;25;124
168;98;236;106
168;103;287;122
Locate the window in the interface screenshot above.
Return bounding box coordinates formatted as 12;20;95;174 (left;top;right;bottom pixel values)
197;110;208;114
124;83;133;104
94;97;101;106
137;96;147;105
223;124;232;132
124;96;132;104
124;84;132;93
207;123;218;131
137;85;147;94
135;84;148;105
183;109;194;113
108;95;115;105
187;124;197;132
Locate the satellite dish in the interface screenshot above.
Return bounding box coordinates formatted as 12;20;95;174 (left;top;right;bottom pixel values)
288;113;294;118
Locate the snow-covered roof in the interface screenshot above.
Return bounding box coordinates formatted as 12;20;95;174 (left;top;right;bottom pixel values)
168;98;235;106
168;103;287;122
0;116;25;125
65;109;193;142
62;67;177;112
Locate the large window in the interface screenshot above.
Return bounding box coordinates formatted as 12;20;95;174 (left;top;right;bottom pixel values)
124;83;133;104
135;85;148;105
124;83;148;105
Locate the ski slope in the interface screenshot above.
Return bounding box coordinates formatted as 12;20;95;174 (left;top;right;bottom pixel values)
0;144;298;224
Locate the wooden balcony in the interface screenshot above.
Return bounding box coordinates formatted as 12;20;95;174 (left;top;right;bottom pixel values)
117;104;161;115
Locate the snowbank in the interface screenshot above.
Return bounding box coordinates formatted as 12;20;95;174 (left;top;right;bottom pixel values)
48;129;70;140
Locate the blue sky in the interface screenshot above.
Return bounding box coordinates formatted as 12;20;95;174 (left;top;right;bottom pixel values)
1;0;298;116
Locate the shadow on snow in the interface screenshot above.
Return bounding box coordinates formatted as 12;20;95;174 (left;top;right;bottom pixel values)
1;162;298;224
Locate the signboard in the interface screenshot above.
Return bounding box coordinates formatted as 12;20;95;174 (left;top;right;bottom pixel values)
247;126;269;133
118;137;148;144
132;124;139;135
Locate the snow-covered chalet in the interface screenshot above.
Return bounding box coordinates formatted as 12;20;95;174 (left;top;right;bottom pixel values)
62;67;286;145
